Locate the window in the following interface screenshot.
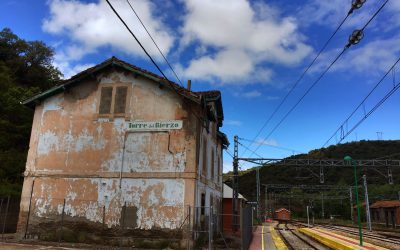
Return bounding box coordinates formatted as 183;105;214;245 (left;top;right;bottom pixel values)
99;87;113;114
211;148;215;181
201;193;206;216
114;86;128;113
99;86;128;116
202;136;207;176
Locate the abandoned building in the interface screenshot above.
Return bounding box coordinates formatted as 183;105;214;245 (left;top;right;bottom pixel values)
17;57;229;240
222;183;247;235
370;200;400;228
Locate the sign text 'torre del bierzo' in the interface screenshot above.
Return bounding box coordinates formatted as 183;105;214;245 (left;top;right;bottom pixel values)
126;120;183;131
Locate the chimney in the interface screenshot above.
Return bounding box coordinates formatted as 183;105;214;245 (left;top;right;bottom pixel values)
187;80;191;91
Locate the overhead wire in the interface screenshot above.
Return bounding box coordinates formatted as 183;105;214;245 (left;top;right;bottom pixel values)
239;1;361;158
238;141;263;158
238;137;303;154
323;56;400;147
126;0;184;87
335;78;400;145
248;0;390;158
106;0;205;122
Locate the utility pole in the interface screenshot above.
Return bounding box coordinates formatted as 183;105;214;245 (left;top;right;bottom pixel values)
349;187;354;223
232;135;239;232
264;186;268;219
256;166;260;221
307;206;310;227
363;175;372;231
321;192;325;219
376;131;383;140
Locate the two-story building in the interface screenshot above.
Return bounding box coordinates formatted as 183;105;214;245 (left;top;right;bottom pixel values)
17;57;228;240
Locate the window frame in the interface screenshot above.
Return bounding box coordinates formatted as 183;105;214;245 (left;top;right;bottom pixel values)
97;83;130;119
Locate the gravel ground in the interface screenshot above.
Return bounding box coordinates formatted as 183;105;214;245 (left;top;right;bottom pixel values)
0;242;87;250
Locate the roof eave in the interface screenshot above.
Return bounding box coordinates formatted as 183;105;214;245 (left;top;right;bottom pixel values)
21;58;201;107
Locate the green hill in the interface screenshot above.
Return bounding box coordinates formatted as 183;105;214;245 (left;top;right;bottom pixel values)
224;140;400;218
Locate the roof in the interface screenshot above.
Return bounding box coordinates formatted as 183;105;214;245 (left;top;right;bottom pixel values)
217;131;230;148
370;200;400;209
223;184;247;201
21;57;224;124
275;208;291;213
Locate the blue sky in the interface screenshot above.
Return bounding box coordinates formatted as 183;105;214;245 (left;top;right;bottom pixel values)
2;0;400;172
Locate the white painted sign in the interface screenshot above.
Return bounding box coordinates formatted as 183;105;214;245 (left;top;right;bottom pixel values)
126;120;183;131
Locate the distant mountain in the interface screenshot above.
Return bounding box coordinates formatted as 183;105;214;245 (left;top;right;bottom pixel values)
224;140;400;202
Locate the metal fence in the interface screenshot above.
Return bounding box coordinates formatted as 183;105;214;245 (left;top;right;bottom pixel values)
6;195;253;249
0;196;20;240
240;206;253;250
20;196;189;248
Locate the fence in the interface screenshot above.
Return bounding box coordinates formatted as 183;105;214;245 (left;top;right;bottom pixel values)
240;206;253;250
7;195;254;249
0;196;20;240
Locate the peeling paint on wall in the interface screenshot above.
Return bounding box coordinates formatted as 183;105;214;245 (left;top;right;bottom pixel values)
19;67;222;235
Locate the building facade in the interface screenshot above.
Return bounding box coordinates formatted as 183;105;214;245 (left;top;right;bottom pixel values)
370;200;400;228
17;57;228;238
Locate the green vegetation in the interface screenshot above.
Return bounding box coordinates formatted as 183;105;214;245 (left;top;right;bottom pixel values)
224;140;400;219
0;28;61;196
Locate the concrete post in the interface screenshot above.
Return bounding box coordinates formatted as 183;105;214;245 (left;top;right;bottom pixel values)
363;175;372;231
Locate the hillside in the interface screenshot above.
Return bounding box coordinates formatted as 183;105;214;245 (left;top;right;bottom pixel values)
224;140;400;202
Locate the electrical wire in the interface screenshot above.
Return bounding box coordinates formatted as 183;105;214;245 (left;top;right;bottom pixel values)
238;137;303;154
126;0;184;87
240;2;358;158
323;56;400;147
238;142;263;158
337;79;400;145
106;0;168;80
248;0;390;158
106;0;205;122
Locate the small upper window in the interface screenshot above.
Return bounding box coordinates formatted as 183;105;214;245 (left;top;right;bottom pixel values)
99;87;113;114
99;85;128;116
114;86;128;114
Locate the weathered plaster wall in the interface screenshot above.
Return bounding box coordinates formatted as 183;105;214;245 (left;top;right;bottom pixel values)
27;177;185;229
19;70;199;233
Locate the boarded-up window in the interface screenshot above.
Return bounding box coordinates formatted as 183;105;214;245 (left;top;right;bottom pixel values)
201;193;206;216
99;87;113;114
120;206;138;229
114;86;128;114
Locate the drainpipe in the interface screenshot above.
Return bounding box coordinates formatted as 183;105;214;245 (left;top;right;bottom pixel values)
119;133;128;189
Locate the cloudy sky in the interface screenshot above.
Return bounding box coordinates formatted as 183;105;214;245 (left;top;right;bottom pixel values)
2;0;400;171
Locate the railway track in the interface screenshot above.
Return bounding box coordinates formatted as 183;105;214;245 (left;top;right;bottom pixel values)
293;221;400;246
320;224;400;245
275;223;329;250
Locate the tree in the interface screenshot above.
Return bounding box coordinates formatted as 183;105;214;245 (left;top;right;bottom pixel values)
0;28;62;196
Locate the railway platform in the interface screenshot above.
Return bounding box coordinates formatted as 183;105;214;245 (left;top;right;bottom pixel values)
299;227;389;250
249;223;278;250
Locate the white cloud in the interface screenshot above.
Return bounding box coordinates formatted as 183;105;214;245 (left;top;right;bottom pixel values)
179;0;313;84
43;0;175;77
255;139;279;147
298;0;400;31
225;120;242;126
242;91;262;98
53;60;95;79
311;36;400;76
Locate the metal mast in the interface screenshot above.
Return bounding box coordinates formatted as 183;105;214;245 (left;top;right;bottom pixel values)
232;135;239;232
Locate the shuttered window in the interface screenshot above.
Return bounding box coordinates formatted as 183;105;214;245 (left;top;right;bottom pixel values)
114;86;128;114
99;87;113;114
98;85;129;116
